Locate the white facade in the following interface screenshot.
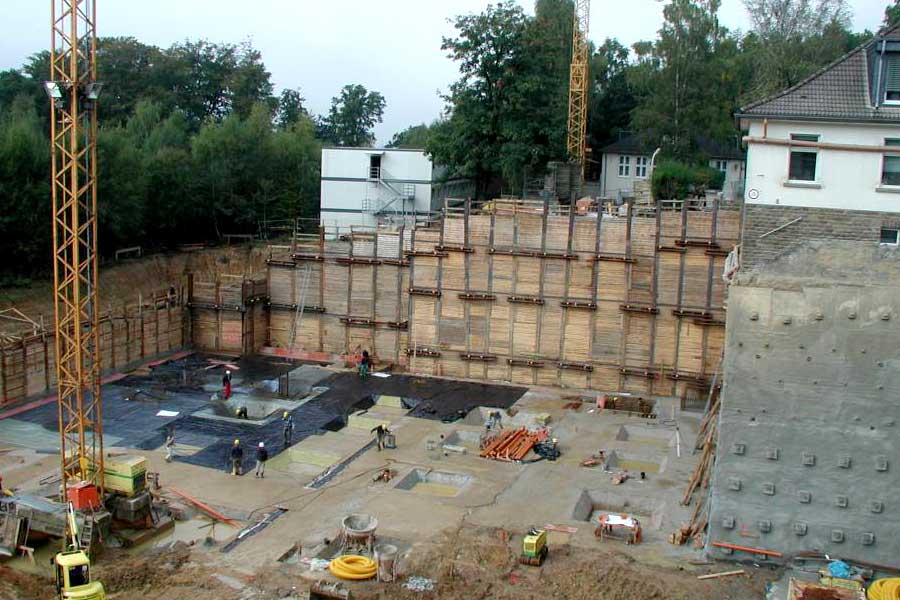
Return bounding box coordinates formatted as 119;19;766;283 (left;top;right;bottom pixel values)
320;148;434;231
600;152;651;199
708;158;746;201
602;151;745;201
743;119;900;211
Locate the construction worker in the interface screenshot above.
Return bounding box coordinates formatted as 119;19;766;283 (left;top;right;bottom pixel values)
359;350;371;379
371;424;387;451
255;442;268;478
230;439;243;476
235;406;249;419
491;410;504;430
282;411;294;446
223;370;232;400
165;431;176;462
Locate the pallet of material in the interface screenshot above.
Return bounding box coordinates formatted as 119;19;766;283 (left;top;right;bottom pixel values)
479;427;548;462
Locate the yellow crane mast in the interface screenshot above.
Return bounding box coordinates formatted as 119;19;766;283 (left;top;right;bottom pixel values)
46;0;105;503
566;0;590;185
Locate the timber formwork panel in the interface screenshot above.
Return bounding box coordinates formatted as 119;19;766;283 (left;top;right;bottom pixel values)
253;203;739;394
1;305;185;405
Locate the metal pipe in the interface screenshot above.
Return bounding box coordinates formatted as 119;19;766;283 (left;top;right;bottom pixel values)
744;136;900;154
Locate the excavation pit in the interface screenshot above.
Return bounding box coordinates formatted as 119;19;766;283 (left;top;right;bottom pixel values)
605;450;667;474
194;397;296;423
614;425;676;449
394;468;471;497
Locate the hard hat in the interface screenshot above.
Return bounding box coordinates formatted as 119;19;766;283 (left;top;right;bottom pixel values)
234;439;240;445
259;442;264;448
226;369;231;374
235;409;241;415
283;411;289;418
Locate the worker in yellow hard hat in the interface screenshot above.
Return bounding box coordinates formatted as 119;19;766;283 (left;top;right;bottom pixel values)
235;406;248;419
230;439;243;476
282;411;294;447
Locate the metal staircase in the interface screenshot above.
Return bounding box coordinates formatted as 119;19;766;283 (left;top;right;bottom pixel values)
363;167;416;222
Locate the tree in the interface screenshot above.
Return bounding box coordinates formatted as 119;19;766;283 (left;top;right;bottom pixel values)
319;84;385;147
887;0;900;27
742;0;852;94
588;38;636;159
97;37;171;124
228;41;276;119
276;88;308;129
387;123;434;148
629;0;734;156
427;1;529;197
0;97;50;277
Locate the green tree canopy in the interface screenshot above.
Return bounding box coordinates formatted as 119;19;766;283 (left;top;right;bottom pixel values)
319;84;386;147
386;123;435;149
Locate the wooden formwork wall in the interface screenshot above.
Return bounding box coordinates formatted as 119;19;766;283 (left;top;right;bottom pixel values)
265;229;410;362
0;301;185;405
260;202;738;395
189;276;268;354
406;200;739;396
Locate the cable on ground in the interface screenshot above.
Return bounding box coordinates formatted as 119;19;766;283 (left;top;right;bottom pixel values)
868;578;900;600
329;555;377;580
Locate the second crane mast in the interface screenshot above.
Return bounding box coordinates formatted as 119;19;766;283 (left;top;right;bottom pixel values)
566;0;590;186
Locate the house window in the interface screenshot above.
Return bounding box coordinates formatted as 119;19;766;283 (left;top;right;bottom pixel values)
788;134;819;182
880;227;899;245
635;156;648;178
882;139;900;185
885;55;900;103
714;160;728;173
618;155;631;177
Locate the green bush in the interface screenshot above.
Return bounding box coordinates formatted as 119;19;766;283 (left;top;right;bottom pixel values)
651;161;725;200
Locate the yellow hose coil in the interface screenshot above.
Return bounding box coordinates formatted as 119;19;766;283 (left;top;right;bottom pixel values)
329;555;377;580
868;578;900;600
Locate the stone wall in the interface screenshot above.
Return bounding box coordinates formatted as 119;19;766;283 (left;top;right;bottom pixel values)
741;204;900;270
708;242;900;567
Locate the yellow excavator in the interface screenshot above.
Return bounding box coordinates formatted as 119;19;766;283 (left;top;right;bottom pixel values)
53;503;105;600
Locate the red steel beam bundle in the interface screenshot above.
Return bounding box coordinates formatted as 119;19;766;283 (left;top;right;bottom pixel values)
480;427;549;462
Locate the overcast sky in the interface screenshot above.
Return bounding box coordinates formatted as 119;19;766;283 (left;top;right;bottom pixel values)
0;0;889;144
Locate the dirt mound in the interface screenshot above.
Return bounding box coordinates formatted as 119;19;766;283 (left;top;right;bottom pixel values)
354;526;771;600
0;565;54;600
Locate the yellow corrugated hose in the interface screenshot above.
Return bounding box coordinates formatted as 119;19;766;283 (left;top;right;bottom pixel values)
329;555;377;580
868;578;900;600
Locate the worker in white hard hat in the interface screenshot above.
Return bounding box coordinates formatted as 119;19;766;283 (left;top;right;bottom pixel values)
255;442;268;478
223;369;233;400
230;439;243;476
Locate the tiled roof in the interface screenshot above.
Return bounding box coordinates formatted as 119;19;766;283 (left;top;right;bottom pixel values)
600;132;744;160
738;24;900;123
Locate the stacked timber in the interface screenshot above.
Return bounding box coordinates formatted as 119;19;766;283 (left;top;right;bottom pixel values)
671;392;721;547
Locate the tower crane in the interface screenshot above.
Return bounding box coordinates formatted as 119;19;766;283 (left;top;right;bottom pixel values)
566;0;591;187
47;0;104;506
45;0;106;597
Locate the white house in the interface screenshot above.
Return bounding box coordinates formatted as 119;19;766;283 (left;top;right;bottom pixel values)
599;133;745;201
737;23;900;267
320;147;436;231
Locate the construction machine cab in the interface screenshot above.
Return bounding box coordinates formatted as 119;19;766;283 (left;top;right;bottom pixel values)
54;550;105;599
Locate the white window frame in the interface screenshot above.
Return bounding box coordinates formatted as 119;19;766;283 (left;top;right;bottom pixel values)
714;159;728;174
880;227;899;246
634;156;649;179
881;138;900;188
617;155;631;178
787;133;819;184
884;54;900;105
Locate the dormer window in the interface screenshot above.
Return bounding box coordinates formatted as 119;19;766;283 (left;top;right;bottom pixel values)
885;54;900;103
